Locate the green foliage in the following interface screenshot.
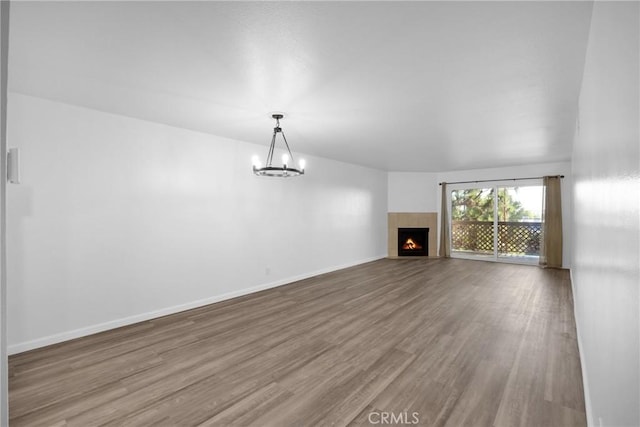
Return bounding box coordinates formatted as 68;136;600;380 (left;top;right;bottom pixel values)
452;187;534;221
451;188;494;221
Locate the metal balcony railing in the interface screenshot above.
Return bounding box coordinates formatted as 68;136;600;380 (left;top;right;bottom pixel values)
451;221;542;257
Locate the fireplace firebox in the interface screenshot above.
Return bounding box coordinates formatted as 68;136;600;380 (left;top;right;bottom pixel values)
397;228;429;257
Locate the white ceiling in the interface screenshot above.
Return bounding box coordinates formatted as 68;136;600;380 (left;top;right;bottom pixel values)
8;1;593;172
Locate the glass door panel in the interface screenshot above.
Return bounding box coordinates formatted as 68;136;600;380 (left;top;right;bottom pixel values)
450;188;495;259
497;186;543;262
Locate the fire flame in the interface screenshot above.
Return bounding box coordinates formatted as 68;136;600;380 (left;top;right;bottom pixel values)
402;238;423;250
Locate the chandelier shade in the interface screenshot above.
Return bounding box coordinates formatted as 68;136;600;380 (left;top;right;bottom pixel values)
252;114;305;177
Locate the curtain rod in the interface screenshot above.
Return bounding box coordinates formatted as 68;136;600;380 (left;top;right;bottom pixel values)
438;175;564;186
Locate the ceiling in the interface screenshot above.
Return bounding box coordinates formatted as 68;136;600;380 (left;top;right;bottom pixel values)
8;1;593;172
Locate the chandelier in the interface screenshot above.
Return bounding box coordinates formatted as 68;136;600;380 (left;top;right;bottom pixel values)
252;114;305;177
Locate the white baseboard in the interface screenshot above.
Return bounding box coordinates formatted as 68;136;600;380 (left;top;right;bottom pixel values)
570;268;594;427
8;255;386;355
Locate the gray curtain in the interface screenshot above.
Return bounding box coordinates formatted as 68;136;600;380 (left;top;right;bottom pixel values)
439;183;450;258
540;176;563;268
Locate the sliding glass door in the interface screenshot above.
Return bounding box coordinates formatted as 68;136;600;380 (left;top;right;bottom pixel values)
449;182;543;263
496;186;543;262
450;187;495;259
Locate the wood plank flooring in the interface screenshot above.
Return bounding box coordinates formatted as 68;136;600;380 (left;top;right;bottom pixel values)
9;258;586;426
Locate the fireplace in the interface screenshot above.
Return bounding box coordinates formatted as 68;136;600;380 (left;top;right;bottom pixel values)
397;228;429;257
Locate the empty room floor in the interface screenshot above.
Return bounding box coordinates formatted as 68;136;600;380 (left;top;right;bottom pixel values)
9;258;586;426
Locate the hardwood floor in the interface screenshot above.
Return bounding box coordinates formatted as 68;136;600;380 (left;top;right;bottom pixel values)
9;258;586;426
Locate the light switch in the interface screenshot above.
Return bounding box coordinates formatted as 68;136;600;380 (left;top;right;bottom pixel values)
7;147;20;184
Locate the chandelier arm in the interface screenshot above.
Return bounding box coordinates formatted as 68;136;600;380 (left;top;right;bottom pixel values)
266;130;277;167
279;131;296;165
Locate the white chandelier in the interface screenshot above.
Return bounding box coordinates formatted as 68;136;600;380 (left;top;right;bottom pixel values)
252;114;305;177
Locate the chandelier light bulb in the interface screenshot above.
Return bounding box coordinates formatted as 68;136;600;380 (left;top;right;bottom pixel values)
282;153;289;166
299;159;306;171
252;155;261;168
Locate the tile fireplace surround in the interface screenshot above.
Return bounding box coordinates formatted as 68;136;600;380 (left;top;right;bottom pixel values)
388;212;438;257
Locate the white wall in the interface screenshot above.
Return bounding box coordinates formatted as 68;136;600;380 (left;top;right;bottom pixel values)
0;0;9;423
387;172;438;212
571;2;640;426
7;93;388;353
